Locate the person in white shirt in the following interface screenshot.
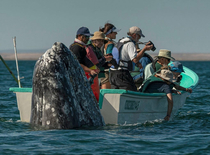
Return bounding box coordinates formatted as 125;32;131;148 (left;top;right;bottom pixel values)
109;26;153;91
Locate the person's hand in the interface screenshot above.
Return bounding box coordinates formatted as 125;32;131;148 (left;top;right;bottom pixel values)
90;69;98;76
172;90;182;95
104;55;113;62
136;62;142;69
143;42;153;51
176;91;181;95
164;115;170;121
95;69;100;74
186;88;192;93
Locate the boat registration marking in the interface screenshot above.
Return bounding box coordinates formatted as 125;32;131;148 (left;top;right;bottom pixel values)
124;100;140;110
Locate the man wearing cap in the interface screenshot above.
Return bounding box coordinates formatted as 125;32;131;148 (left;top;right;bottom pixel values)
109;26;153;91
69;27;99;76
144;49;175;80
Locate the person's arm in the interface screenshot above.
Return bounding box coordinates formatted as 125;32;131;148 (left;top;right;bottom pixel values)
80;64;99;75
164;93;173;121
171;89;181;95
174;85;192;93
132;43;153;64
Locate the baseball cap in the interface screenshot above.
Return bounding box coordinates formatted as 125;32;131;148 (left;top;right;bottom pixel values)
76;27;93;36
129;26;145;37
169;61;185;73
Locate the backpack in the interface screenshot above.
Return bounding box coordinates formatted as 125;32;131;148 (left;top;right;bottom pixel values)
111;38;133;71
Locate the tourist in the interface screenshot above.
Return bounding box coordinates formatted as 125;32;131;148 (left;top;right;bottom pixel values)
99;23;120;89
86;31;113;78
140;66;192;120
109;26;154;91
144;49;175;80
131;52;153;88
69;27;99;76
69;27;100;101
169;61;185;83
85;31;113;101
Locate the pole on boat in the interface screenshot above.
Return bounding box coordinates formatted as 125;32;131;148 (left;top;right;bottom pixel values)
13;37;21;88
0;55;21;86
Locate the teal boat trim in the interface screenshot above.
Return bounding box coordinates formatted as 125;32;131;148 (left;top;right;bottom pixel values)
9;87;32;92
181;66;199;89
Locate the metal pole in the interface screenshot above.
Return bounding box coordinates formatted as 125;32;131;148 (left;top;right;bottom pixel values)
13;37;21;88
0;55;20;86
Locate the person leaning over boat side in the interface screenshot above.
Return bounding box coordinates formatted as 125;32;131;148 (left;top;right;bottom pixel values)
109;26;154;91
144;49;175;80
99;23;120;89
69;27;99;76
140;65;192;121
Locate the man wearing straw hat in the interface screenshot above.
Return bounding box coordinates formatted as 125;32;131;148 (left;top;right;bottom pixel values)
144;49;175;80
85;31;113;101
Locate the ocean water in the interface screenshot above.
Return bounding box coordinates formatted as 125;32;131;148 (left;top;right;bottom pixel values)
0;60;209;155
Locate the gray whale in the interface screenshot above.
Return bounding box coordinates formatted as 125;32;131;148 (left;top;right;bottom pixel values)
30;42;105;129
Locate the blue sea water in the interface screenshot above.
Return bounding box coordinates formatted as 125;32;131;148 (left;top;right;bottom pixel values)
0;60;210;155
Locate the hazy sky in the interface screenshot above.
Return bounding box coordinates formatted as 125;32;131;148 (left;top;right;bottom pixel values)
0;0;210;53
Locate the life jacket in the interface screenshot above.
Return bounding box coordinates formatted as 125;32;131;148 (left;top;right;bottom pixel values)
88;43;104;60
70;42;94;68
140;74;175;93
87;43;106;78
111;38;133;71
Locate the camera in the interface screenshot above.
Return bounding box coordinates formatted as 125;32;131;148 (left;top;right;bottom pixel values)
148;40;156;51
137;41;156;52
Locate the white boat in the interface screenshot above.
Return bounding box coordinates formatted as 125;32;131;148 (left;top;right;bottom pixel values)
9;66;198;124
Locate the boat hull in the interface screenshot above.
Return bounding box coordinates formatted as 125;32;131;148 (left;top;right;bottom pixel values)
10;89;189;124
9;66;198;124
100;90;189;124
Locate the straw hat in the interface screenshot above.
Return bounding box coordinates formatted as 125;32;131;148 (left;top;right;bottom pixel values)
156;69;176;83
90;31;105;40
154;49;175;61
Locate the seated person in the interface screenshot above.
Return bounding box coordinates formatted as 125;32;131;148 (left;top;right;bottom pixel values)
140;65;192;121
144;49;175;80
169;61;185;84
131;52;153;88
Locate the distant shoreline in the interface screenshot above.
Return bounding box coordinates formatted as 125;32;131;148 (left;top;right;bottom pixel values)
0;53;209;61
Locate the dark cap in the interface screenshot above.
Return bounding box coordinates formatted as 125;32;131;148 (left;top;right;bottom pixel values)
76;27;93;36
169;61;185;73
